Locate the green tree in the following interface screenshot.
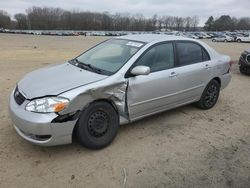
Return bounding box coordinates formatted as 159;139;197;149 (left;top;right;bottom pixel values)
204;16;214;31
213;15;233;31
0;10;11;28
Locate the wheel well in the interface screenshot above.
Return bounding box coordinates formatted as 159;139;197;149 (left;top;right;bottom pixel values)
89;99;119;114
72;98;119;141
213;77;221;86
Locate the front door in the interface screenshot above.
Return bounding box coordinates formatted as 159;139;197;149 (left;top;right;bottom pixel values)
127;42;180;120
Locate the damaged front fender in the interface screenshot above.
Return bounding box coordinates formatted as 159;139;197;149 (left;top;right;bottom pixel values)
58;77;130;124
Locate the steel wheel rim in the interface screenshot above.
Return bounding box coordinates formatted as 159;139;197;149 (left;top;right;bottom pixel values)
87;110;110;137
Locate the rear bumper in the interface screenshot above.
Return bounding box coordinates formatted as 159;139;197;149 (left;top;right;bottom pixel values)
220;72;232;90
9;90;77;146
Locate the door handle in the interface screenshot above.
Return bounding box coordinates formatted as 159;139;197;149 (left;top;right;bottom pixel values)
205;64;211;70
169;72;178;78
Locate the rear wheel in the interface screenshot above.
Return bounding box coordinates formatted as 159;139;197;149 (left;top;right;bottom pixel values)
196;79;220;110
224;39;228;42
237;39;242;43
75;101;119;149
212;39;216;42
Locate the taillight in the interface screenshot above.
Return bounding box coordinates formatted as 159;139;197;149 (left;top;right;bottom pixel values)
226;60;234;73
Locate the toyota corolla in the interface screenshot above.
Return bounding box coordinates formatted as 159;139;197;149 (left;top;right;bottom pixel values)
9;34;232;149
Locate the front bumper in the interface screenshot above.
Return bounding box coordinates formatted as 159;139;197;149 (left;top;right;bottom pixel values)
9;90;77;146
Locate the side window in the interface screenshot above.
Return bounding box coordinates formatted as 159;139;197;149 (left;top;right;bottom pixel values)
202;49;210;61
135;43;174;72
176;42;205;66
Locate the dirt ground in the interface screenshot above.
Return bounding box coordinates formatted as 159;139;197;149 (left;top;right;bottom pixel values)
0;33;249;188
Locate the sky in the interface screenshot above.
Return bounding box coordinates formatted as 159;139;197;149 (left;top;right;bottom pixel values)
0;0;249;25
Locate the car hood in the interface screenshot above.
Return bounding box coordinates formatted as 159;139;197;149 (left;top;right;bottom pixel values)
18;63;108;99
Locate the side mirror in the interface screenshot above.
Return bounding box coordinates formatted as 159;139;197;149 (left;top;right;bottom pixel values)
131;66;150;76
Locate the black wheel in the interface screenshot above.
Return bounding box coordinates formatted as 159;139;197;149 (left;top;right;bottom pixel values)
239;65;249;74
239;65;244;74
224;39;228;42
212;39;215;42
75;101;119;149
196;79;220;110
237;39;241;43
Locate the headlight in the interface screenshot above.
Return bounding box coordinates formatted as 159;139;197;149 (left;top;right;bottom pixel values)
25;97;69;113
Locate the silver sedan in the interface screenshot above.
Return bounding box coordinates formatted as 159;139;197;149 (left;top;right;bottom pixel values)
9;34;232;149
211;35;234;42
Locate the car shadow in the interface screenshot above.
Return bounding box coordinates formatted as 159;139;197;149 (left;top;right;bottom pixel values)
23;103;199;156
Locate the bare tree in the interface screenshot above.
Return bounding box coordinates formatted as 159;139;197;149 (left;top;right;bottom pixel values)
2;6;206;31
185;16;192;31
190;16;199;31
14;13;28;29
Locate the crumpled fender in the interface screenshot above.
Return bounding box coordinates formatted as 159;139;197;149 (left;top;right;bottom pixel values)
58;77;129;124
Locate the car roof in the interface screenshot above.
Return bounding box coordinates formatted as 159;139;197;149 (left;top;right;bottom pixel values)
117;34;220;59
116;34;191;43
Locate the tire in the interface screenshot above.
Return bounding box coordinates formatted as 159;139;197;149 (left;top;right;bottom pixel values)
75;101;119;149
237;39;241;43
196;79;220;110
239;65;244;74
224;39;228;42
212;39;215;42
239;65;249;74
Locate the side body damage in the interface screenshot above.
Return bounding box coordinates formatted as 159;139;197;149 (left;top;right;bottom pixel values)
59;76;130;125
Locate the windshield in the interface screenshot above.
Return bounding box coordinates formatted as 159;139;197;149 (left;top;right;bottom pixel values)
75;39;144;75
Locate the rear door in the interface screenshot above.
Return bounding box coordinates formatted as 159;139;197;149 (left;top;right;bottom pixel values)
171;41;212;103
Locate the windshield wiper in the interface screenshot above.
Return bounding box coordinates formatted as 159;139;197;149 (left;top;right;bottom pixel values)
69;58;83;67
69;58;112;75
82;63;104;74
71;58;106;74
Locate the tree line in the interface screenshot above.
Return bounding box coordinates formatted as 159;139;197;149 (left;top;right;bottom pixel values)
0;7;250;31
204;15;250;31
0;7;200;31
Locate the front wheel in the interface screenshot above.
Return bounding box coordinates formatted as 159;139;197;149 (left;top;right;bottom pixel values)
196;80;220;110
75;101;119;149
237;39;241;43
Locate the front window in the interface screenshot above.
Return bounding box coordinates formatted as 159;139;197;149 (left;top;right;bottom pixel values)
134;43;175;72
75;39;144;75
